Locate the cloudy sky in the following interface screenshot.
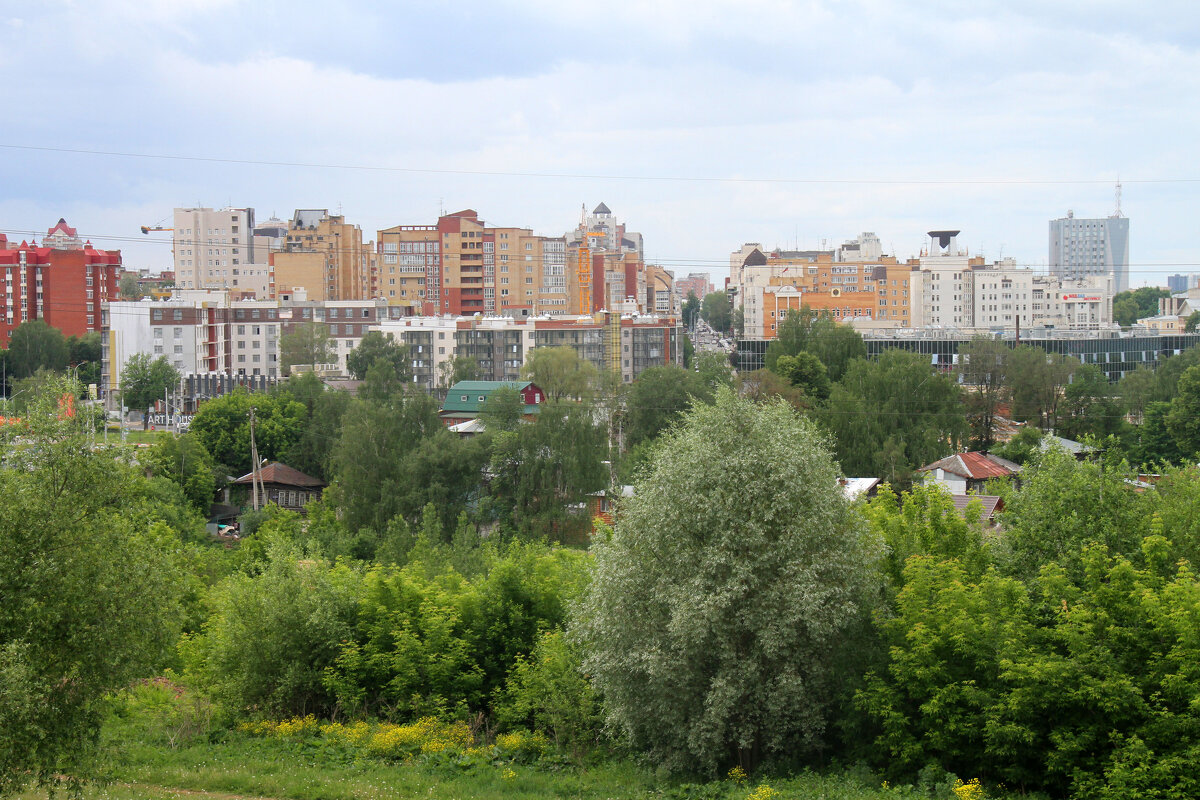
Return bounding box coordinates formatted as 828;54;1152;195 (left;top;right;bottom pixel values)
2;0;1198;287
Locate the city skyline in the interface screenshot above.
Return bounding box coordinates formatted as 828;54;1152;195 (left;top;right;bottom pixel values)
3;1;1198;287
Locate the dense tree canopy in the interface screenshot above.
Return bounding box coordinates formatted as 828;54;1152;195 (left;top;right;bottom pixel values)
6;320;68;379
1112;286;1171;326
188;389;306;475
575;389;881;773
957;337;1009;449
700;291;731;333
520;347;598;401
764;307;865;382
346;330;410;382
821;349;966;485
0;376;183;795
121;353;181;411
623;364;711;448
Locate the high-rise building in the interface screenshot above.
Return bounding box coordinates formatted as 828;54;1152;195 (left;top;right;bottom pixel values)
378;210;569;316
271;210;378;301
1049;209;1130;293
0;220;121;346
172;207;260;291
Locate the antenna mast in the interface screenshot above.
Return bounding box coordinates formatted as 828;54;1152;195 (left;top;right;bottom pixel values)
1114;180;1123;217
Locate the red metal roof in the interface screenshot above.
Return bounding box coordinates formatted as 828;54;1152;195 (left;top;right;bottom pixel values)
919;451;1020;480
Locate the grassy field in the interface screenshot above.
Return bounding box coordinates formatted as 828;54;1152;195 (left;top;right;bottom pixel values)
15;734;901;800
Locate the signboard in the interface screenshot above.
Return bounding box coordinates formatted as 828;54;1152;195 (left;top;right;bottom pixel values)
148;413;195;430
1062;294;1102;302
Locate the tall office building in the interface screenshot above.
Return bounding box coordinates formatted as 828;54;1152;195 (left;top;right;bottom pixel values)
1049;208;1130;293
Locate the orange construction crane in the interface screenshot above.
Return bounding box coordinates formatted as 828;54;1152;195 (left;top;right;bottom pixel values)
140;225;173;234
577;231;604;315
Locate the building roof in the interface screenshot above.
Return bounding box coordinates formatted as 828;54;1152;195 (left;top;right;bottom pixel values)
46;218;77;237
919;451;1021;480
950;494;1003;520
233;461;325;488
841;477;882;501
441;380;538;416
1038;434;1094;456
593;202;611;215
448;418;486;434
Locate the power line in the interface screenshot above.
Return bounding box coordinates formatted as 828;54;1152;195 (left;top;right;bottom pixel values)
3;142;1198;186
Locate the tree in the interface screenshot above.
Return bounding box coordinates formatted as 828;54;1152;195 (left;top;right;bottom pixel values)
1186;311;1200;333
682;291;701;329
737;368;811;411
279;322;334;376
1057;363;1128;441
1119;365;1158;424
439;355;479;387
695;350;734;394
6;320;68;379
119;273;144;300
773;352;831;401
1112;287;1171;326
488;400;607;537
700;291;732;333
1007;346;1077;430
276;372;351;482
345;330;410;382
0;375;183;794
1166;365;1200;458
574;389;881;773
624;364;710;449
143;432;218;512
764;308;865;382
957;337;1009;449
67;332;102;389
188;389;306;475
121;353;181;411
479;384;525;432
520;347;598;401
821;349;967;485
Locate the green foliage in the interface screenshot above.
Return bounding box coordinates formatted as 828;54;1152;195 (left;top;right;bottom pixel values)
1166;365;1200;458
764;307;866;382
1118;365;1158;423
279;321;335;376
488;400;608;537
189;389;306;476
496;631;601;756
184;539;361;717
439;355;479;387
276;372;351;482
479;384;524;433
991;426;1043;465
624;364;711;449
5;319;68;379
121;352;182;412
737;368;812;411
772;351;830;401
682;291;701;329
575;389;882;773
67;331;102;388
346;330;410;382
1187;311;1200;333
119;272;144;300
1058;363;1128;441
695;350;734;395
821;349;966;486
957;337;1009;449
0;375;184;795
996;447;1146;583
1112;287;1171;327
1007;346;1078;430
1128;401;1184;466
700;291;731;332
520;347;598;401
142;432;219;512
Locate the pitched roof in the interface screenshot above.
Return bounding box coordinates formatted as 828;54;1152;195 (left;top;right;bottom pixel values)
441;380;538;415
46;218;77;237
919;452;1021;480
233;461;325;488
593;202;611;214
950;494;1003;519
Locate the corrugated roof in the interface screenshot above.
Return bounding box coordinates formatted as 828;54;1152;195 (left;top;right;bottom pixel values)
950;494;1003;519
441;381;536;415
919;451;1020;480
234;461;325;488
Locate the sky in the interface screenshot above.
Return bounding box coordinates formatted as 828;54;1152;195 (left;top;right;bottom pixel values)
2;0;1199;288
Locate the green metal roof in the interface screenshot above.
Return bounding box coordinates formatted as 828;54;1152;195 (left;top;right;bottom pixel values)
441;380;535;415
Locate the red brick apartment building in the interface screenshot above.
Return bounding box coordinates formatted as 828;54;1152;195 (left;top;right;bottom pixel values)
0;219;121;346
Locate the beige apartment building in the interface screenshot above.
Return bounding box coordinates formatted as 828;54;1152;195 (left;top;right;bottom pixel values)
271;210;377;302
173;207;273;293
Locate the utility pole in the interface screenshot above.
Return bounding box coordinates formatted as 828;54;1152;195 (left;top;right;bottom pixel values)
248;406;260;511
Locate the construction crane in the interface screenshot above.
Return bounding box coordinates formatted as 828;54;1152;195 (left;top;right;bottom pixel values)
140;224;173;234
576;231;604;315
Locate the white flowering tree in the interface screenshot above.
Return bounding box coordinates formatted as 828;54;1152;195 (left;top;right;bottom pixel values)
573;388;882;774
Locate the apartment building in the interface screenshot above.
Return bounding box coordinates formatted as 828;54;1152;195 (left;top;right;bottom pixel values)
0;220;121;346
675;272;713;303
378;210;569;317
172;207;273;294
272;210;378;301
376;310;682;388
101;292;411;397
